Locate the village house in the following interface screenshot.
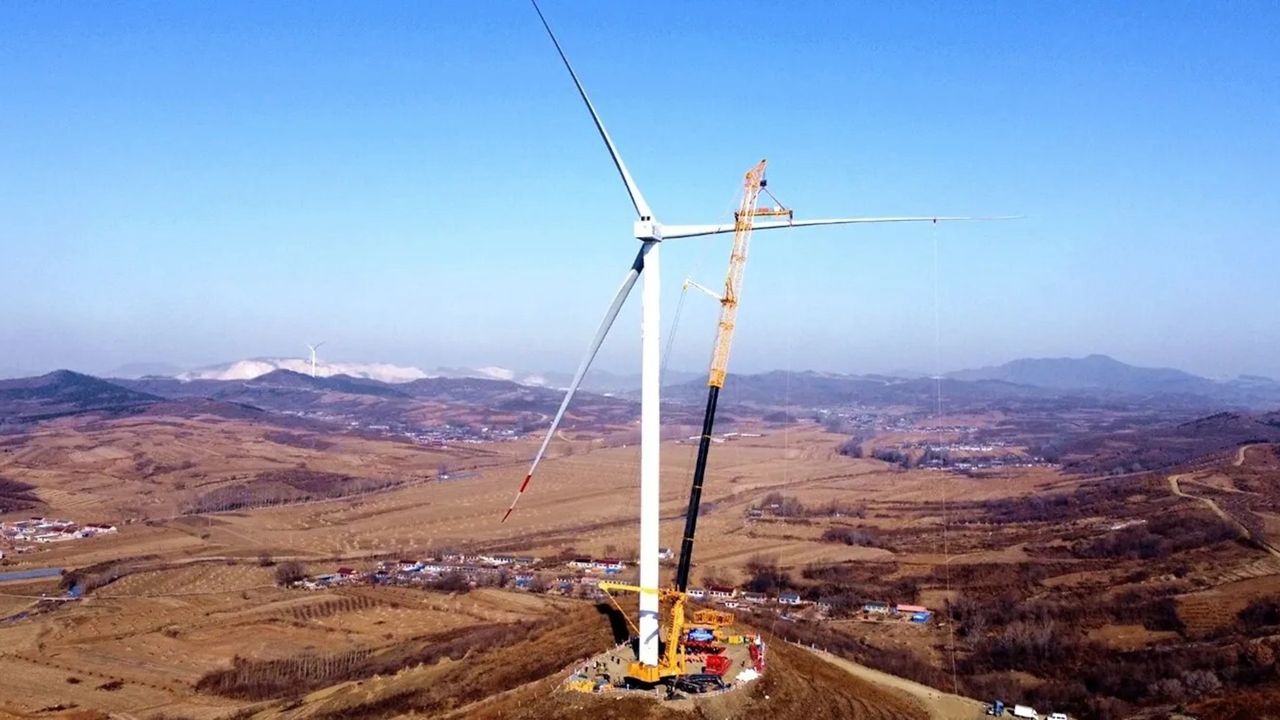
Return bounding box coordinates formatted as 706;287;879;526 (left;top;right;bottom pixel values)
707;585;736;600
741;591;768;604
480;554;520;566
778;592;803;605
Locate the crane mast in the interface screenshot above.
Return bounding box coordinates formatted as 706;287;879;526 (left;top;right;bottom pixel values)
675;159;789;591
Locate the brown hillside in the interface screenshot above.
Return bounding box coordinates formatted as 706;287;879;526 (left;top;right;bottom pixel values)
250;606;925;720
456;632;926;720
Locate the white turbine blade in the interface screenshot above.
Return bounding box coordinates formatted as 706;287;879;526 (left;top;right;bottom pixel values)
662;216;1018;239
531;1;653;220
502;243;651;523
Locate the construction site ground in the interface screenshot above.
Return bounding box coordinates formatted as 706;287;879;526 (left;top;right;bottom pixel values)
564;634;762;703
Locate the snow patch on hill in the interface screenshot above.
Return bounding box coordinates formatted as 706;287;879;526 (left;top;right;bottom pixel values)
180;358;430;384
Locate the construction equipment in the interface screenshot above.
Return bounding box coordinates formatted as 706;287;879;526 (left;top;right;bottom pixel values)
691;608;735;627
597;581;689;685
702;653;732;676
515;0;1004;686
674;159;777;591
594;162;777;688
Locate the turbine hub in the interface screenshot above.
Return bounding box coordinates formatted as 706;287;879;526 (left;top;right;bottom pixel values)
633;218;663;242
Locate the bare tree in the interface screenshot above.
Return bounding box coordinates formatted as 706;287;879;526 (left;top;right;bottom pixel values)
274;561;305;586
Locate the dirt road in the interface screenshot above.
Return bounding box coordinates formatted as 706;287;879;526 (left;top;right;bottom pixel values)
802;646;987;720
1234;443;1261;467
1168;462;1280;561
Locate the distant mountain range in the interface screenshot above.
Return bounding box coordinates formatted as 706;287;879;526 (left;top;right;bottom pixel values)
26;353;1277;406
176;358;431;384
0;367;641;436
173;353;1280;406
946;354;1279;407
646;355;1277;411
102;356;702;395
171;357;563;388
2;355;1278;432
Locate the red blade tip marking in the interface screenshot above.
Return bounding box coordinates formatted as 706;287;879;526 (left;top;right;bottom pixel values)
519;474;532;492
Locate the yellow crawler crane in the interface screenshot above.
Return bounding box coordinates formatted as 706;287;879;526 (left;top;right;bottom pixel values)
595;161;778;688
597;581;689;684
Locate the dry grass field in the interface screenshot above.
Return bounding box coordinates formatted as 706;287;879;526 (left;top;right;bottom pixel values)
2;409;1060;573
0;565;578;718
2;411;1279;719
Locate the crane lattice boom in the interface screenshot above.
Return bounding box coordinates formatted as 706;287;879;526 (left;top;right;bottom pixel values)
706;159;784;388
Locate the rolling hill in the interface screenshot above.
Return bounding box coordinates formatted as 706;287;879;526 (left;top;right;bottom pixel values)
0;369;161;424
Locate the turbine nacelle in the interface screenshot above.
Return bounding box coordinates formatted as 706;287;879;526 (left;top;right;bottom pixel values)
633;218;663;242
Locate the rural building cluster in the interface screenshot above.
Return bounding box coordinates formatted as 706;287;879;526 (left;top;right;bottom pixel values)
288;554;934;627
1;517;117;552
277;409;521;445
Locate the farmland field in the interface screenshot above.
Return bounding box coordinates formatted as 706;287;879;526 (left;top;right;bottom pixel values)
1;410;1279;719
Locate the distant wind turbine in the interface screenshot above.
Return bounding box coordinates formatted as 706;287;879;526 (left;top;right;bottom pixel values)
306;342;325;378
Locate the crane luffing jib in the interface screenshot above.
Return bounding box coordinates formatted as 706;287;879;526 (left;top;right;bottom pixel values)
682;278;723;302
707;159;768;389
672;160;773;592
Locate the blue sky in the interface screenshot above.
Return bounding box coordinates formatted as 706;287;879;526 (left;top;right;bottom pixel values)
1;1;1277;379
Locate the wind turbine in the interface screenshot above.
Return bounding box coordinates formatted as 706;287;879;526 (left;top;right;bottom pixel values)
507;0;996;670
306;342;325;379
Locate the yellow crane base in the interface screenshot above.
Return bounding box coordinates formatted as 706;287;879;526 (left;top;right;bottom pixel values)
624;658;685;687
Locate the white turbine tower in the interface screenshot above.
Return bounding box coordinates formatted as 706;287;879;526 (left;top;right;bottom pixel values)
306;342;325;379
506;0;995;670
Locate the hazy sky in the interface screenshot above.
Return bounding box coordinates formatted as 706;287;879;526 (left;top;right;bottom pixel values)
2;1;1277;380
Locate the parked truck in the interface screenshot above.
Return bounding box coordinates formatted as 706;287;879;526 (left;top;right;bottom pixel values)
1012;705;1040;720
